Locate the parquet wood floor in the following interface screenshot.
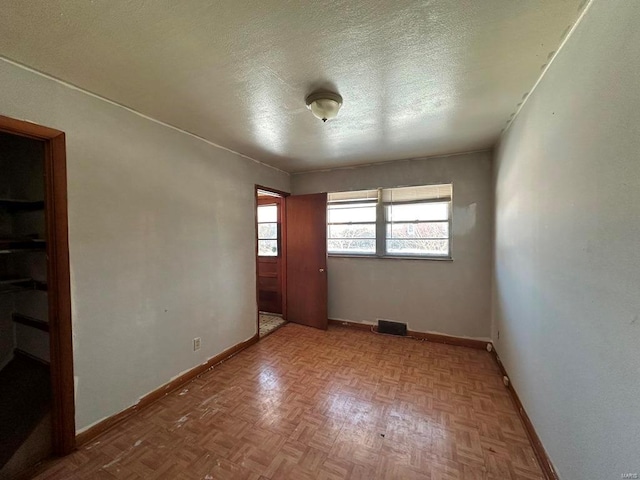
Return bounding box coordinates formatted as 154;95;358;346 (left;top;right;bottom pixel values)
29;324;545;480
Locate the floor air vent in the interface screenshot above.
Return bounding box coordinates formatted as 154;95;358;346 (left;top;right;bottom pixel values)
377;320;407;336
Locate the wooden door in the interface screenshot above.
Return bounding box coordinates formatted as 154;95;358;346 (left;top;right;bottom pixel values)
257;197;283;314
285;193;328;330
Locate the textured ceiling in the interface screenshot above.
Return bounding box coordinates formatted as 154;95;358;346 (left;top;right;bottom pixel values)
0;1;585;172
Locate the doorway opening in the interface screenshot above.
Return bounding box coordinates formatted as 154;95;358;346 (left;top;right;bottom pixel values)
0;116;74;479
256;187;287;338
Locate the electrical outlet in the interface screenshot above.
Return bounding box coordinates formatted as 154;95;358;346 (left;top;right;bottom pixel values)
193;337;201;351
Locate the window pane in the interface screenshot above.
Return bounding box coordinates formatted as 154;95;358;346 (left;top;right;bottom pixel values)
386;239;449;256
258;223;277;239
386;221;449;239
386;202;449;222
328;203;376;223
257;204;277;223
327;185;453;258
328;239;375;254
328;224;376;239
258;239;278;256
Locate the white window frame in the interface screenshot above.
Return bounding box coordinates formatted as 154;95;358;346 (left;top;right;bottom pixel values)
327;184;453;260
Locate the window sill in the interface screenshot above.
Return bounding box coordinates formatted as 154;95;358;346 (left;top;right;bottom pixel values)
328;254;453;262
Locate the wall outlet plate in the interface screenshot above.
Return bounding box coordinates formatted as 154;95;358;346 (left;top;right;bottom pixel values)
193;337;201;351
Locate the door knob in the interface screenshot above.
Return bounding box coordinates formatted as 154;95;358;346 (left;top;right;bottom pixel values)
319;268;325;272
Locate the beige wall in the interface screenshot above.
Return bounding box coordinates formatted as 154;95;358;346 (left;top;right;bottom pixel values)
493;1;640;478
292;151;493;339
0;58;290;431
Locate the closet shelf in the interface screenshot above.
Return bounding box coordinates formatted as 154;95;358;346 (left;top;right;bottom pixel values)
0;238;46;254
0;277;31;285
0;277;47;294
12;312;49;332
0;198;45;211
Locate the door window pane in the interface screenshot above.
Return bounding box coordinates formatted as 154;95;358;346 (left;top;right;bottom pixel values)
257;204;278;223
258;223;277;239
258;239;278;256
258;203;278;256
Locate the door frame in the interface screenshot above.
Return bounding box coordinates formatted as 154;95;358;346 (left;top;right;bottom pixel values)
255;185;289;335
0;115;75;455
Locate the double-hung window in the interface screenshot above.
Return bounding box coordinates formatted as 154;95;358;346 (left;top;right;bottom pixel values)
327;184;452;259
327;189;378;255
384;184;451;257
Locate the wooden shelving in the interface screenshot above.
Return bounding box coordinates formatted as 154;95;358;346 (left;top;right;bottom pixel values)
0;277;32;285
0;277;47;294
0;238;46;254
0;198;45;211
12;313;49;332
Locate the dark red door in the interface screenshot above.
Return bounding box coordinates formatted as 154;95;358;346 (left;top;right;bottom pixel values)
257;196;283;314
285;193;328;330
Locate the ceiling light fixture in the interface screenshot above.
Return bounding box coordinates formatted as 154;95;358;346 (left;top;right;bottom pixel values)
305;91;343;122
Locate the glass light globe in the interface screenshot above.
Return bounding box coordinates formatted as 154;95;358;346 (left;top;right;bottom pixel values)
306;92;343;122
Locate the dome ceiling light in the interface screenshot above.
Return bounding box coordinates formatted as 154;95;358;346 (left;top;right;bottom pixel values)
305;91;343;122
